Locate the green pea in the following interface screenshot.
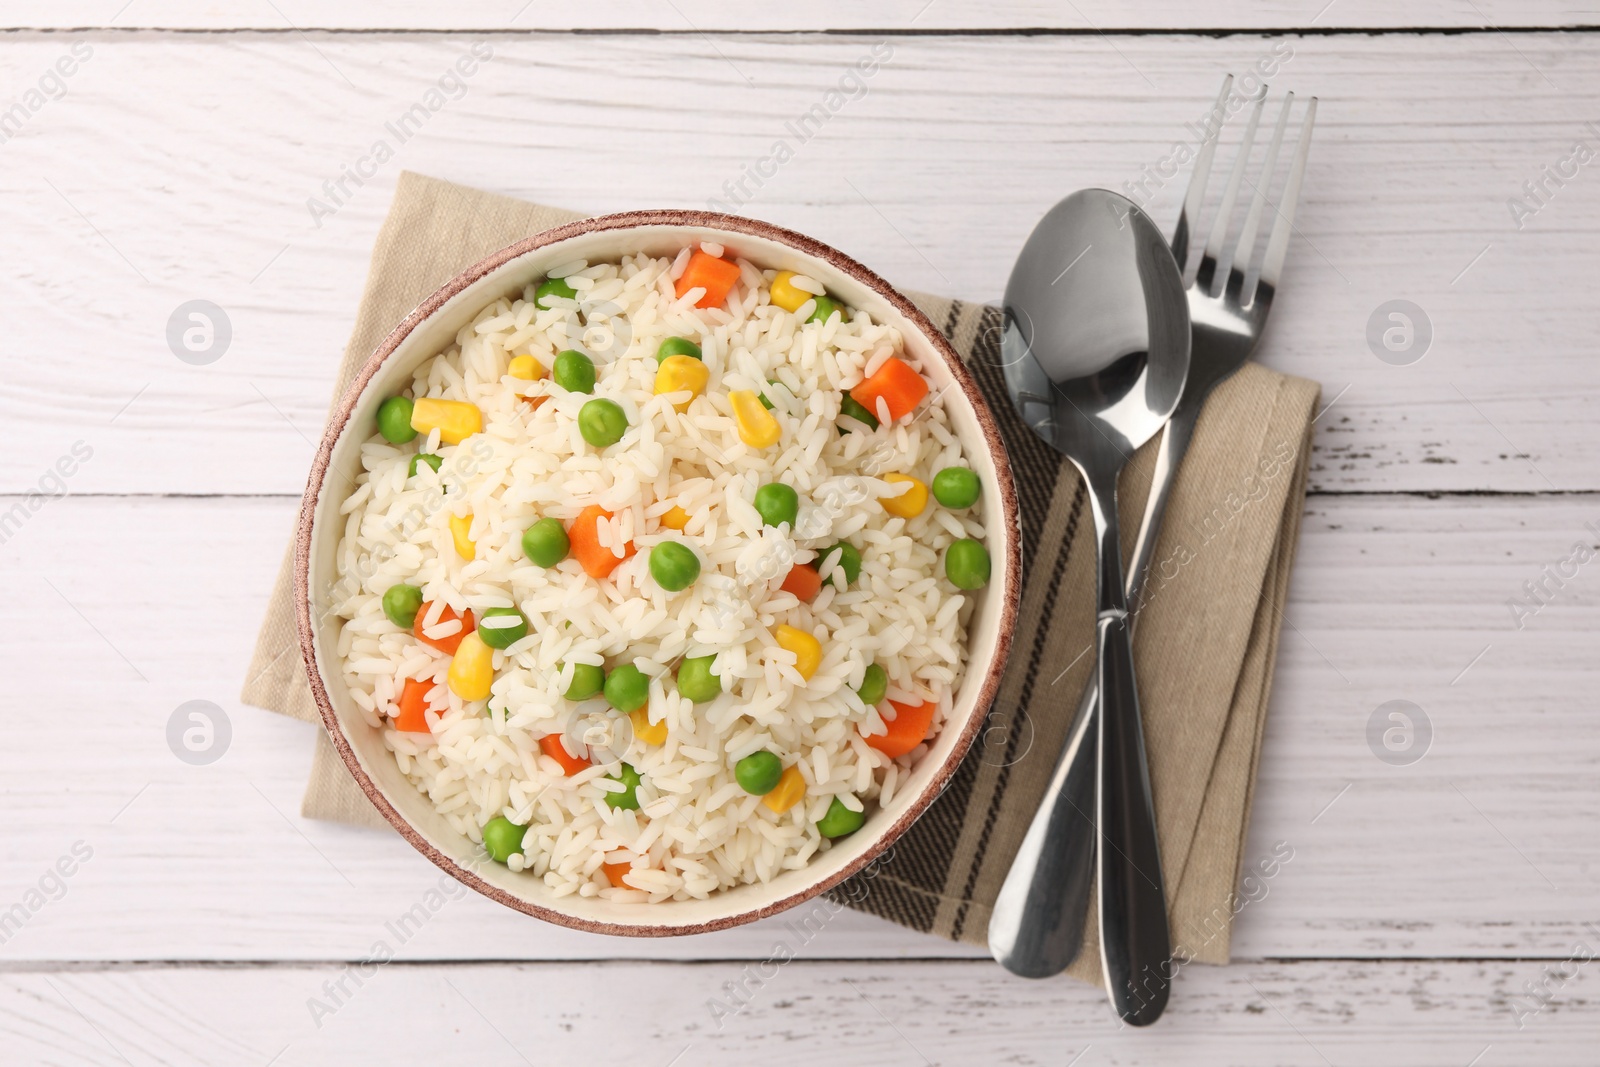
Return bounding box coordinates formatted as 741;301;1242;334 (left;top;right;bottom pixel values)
656;336;702;362
817;796;866;839
481;815;527;863
735;751;784;795
821;541;862;588
932;467;982;509
604;663;649;713
839;393;880;431
477;606;529;649
408;453;443;478
381;583;423;628
677;654;721;704
605;762;642;810
649;541;700;592
377;396;417;444
579;398;628;448
945;538;991;590
808;296;842;324
753;482;799;528
856;663;888;706
521;517;570;567
553;349;596;394
758;380;779;411
535;276;578;308
564;662;605;701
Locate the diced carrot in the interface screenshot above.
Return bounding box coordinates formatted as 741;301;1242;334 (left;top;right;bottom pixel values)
567;504;635;580
540;733;591;776
393;678;436;733
414;601;475;655
602;856;633;888
780;562;823;603
674;251;743;309
848;357;930;424
861;698;936;759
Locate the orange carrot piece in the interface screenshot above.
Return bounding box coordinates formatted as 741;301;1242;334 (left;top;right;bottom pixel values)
540;733;591;776
862;698;936;759
393;678;436;733
602;857;633;888
674;251;743;309
780;562;823;603
848;357;929;424
414;601;475;655
567;504;635;580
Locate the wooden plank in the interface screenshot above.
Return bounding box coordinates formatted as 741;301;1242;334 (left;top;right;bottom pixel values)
2;31;1595;495
1;1;1593;31
1;492;1594;962
3;958;1593;1065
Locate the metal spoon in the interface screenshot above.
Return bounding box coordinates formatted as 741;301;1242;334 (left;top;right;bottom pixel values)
987;189;1189;1025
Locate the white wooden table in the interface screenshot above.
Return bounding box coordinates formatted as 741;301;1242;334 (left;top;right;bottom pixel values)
3;5;1597;1063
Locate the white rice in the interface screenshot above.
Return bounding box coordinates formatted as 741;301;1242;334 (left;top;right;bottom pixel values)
332;243;986;902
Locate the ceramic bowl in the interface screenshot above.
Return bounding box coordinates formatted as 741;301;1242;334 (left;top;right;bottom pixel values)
295;210;1020;935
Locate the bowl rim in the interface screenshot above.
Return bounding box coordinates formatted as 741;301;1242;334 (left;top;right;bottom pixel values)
293;208;1021;936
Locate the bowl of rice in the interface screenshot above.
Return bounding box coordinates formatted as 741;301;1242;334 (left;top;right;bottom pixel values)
295;210;1020;935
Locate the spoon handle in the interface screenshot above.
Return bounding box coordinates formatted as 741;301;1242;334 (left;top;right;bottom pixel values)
1086;467;1171;1026
986;408;1196;982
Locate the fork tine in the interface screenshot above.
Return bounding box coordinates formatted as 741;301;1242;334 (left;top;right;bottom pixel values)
1171;74;1233;273
1195;87;1266;295
1226;92;1294;304
1256;96;1318;301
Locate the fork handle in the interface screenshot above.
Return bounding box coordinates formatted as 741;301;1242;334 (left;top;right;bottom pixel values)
1126;401;1199;612
1095;408;1197;1025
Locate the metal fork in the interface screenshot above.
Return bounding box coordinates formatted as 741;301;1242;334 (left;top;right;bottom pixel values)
986;76;1316;1017
1131;77;1317;614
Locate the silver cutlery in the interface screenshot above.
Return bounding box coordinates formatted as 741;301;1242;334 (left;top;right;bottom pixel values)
987;77;1318;1025
990;188;1190;1023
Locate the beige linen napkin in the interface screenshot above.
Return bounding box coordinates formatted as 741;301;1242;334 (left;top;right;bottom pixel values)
243;172;1318;980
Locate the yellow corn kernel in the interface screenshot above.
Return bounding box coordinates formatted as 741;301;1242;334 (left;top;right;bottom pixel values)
630;706;667;746
881;473;929;519
768;270;811;313
448;631;494;701
763;764;806;814
660;505;690;531
730;390;781;449
508;354;545;381
654;354;710;409
410;397;483;445
449;513;476;560
774;624;823;681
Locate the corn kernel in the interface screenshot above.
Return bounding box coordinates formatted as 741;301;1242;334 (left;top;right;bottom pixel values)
881;473;929;519
763;764;807;814
730;390;781;449
449;513;476;560
769;270;810;313
654;354;710;409
630;706;667;746
448;631;494;701
508;355;545;381
774;624;823;681
660;505;690;531
411;397;483;445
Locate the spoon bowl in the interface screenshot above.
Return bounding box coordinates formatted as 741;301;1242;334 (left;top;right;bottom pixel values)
1002;190;1190;465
